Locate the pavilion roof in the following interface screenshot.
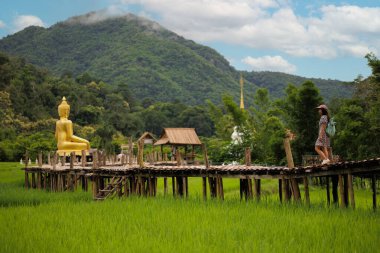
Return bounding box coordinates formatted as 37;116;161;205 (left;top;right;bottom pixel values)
154;128;202;146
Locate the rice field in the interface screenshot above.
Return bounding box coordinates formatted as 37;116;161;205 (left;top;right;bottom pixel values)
0;162;379;253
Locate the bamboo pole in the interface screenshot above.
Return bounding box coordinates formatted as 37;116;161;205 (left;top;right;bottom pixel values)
283;137;301;202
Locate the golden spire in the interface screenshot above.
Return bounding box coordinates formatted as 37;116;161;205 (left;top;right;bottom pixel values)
239;74;244;110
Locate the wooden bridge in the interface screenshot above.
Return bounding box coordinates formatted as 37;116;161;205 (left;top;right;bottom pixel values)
23;154;380;209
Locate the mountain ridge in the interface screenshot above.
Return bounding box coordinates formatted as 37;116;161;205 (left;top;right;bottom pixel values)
0;12;353;104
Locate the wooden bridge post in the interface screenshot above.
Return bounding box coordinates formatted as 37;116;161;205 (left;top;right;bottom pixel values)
81;150;86;167
92;176;98;198
282;176;290;202
176;152;181;166
202;144;209;168
248;178;253;200
61;153;65;166
138;140;144;168
47;152;51;166
254;178;261;201
128;137;133;165
283;137;301;202
70;152;74;169
326;176;330;206
31;172;36;189
25;171;29;189
37;170;42;189
53;152;57;170
278;179;282;203
172;177;176;197
338;175;346;208
164;177;168;196
303;177;310;206
38;152;43;167
347;174;355;209
372;175;377;211
202;177;207;200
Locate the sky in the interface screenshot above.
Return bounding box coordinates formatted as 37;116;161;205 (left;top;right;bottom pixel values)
0;0;379;81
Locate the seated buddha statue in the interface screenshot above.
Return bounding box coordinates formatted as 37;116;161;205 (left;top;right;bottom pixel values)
55;97;90;155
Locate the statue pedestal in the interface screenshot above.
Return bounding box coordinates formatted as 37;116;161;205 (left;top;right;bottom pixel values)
57;150;89;156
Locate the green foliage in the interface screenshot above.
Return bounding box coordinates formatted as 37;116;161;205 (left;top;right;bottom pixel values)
280;81;323;162
332;53;380;160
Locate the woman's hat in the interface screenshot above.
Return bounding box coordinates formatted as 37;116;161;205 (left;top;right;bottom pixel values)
316;104;328;110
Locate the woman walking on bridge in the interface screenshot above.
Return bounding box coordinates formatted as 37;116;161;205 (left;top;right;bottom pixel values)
315;104;330;165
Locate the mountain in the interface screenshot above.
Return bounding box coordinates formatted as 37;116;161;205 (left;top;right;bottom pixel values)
0;12;353;104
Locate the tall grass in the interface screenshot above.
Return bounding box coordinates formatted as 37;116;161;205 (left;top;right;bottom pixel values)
0;163;379;253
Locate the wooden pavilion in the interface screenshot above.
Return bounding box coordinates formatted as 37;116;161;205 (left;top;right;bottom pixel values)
154;128;204;165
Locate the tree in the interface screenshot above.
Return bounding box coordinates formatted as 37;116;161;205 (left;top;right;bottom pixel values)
282;81;323;162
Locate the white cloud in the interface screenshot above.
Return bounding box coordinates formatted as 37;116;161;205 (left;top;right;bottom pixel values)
65;5;127;25
0;20;5;29
13;15;45;33
118;1;380;59
242;55;296;73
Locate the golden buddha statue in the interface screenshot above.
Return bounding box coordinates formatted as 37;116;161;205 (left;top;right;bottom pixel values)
55;97;90;155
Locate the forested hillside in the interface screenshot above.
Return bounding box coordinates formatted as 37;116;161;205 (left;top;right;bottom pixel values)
0;12;353;104
0;51;378;163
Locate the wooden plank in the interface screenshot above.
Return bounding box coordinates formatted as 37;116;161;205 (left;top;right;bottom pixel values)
347;174;355;209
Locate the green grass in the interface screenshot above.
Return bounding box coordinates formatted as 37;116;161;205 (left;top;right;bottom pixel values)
0;162;379;253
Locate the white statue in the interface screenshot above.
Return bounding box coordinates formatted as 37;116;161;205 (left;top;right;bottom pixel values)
231;126;243;145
